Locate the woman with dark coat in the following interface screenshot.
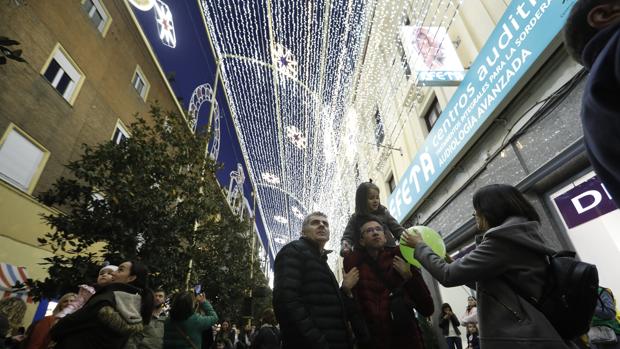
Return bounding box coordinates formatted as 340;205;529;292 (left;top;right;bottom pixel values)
439;303;462;349
51;260;155;349
402;184;574;349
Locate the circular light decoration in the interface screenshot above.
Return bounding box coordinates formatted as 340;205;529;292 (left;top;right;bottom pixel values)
261;172;280;185
128;0;155;11
271;43;298;78
188;83;215;132
274;215;288;224
291;206;304;220
286;126;307;150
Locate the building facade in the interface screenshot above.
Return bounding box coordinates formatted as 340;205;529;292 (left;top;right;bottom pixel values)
358;0;620;346
0;0;182;320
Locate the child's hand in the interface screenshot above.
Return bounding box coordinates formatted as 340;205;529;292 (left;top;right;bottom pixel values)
340;240;352;256
401;230;423;248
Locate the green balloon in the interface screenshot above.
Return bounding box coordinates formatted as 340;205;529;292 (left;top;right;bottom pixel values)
399;226;446;268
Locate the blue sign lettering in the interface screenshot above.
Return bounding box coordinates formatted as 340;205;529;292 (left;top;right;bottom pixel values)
388;0;576;222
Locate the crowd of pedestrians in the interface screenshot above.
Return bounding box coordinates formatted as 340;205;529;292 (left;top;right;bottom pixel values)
0;261;279;349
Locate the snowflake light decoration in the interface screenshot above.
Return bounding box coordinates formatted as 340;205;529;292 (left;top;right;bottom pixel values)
291;206;304;220
271;43;298;78
154;0;176;48
261;172;280;185
286;126;307;150
274;215;288;224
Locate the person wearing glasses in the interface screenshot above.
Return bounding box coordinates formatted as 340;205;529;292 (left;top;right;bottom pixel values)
343;215;434;349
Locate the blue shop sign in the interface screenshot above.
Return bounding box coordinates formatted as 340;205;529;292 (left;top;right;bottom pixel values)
388;0;576;222
417;71;467;86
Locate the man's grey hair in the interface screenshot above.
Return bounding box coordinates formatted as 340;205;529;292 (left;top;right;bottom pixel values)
301;211;328;233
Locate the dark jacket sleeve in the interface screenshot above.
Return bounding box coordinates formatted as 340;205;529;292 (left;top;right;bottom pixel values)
251;328;264;349
273;244;329;349
451;314;460;327
50;303;97;340
403;267;434;317
438;316;449;329
383;210;405;240
341;216;356;245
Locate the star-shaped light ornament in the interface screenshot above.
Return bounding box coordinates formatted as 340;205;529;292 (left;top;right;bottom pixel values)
274;215;288;224
271;43;298;78
261;172;280;185
154;0;176;48
291;206;304;220
286;126;307;149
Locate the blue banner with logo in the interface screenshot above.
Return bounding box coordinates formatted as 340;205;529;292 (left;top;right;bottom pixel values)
388;0;576;222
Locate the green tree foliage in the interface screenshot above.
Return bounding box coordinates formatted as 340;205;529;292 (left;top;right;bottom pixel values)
193;223;271;322
33;106;269;312
0;36;26;65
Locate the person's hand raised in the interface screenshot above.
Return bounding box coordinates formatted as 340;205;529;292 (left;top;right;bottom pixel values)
401;229;423;248
196;293;207;304
342;267;359;297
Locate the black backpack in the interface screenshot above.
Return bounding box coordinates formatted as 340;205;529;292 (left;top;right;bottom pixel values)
508;251;599;339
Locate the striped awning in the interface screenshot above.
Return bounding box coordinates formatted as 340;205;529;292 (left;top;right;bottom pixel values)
0;262;33;303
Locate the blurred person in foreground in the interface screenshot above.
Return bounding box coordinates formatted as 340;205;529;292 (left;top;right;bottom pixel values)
564;0;620;207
